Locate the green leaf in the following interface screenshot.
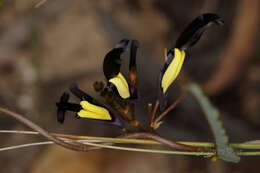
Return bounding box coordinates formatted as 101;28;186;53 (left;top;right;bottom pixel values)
186;83;240;163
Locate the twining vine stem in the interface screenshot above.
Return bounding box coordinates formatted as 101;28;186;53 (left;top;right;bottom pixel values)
0;107;98;152
1;107;260;155
0;107;206;152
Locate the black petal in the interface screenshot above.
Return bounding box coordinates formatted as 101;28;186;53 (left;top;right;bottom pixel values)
103;39;129;80
70;83;93;102
115;38;129;49
56;92;83;123
175;13;223;50
129;40;139;71
160;49;175;81
128;40;139;99
56;92;69;123
68;83;125;128
56;102;82;112
158;50;172;111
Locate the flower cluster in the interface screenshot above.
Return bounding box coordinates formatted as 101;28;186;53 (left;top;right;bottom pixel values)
56;13;223;131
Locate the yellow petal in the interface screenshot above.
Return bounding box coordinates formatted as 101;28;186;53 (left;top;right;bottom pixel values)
109;72;130;99
175;50;185;79
78;101;112;120
161;48;185;93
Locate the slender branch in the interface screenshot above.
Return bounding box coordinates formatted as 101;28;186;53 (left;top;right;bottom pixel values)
154;93;186;124
0;139;107;152
0;130;39;135
1;137;259;156
0;141;53;151
151;100;159;124
2;130;260;149
0;139;214;156
0;107;105;152
1;107;260;157
80;141;214;155
123;132;208;152
0;107;204;152
148;103;153;125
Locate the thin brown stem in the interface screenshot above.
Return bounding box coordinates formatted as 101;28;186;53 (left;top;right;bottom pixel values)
0;107;103;152
130;120;157;133
129;102;136;118
148;103;153;125
154;93;186;124
151;100;159;124
123;132;208;152
0;107;207;153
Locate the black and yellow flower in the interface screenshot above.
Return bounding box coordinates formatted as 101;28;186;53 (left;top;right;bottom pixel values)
103;39;139;100
159;13;223;110
56;13;223;129
56;83;124;128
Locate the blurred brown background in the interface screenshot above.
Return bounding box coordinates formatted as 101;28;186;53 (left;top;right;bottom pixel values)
0;0;260;172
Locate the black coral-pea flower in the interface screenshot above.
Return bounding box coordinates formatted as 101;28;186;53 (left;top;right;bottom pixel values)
159;13;223;111
56;13;223;130
103;39;139;100
56;83;124;128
